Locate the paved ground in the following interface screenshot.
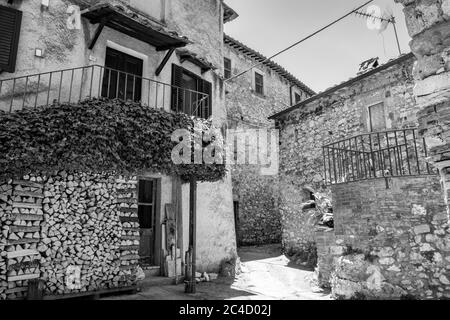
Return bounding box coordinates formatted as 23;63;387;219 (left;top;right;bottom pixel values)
105;244;331;300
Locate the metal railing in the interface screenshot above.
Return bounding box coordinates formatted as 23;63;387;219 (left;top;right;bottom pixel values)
322;128;436;185
0;65;211;118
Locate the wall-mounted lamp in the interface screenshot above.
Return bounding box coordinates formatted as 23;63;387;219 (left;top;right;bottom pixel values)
35;48;44;58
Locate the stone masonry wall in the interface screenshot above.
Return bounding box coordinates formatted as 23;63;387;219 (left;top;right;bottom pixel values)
329;176;450;299
278;54;417;254
314;227;336;288
395;0;450;225
224;39;311;245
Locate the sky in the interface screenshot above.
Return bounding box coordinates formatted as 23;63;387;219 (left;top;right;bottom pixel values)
224;0;411;93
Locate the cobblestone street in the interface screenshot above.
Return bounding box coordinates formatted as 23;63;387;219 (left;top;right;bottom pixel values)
106;245;331;300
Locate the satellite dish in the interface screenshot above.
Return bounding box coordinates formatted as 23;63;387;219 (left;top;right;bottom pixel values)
366;5;382;30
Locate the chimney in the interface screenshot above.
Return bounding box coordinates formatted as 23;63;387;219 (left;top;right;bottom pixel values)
357;57;380;75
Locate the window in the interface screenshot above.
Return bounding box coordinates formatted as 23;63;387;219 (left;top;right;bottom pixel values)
138;179;156;229
369;102;386;131
171;64;212;118
0;5;22;73
224;57;232;79
138;179;157;266
101;47;143;102
294;92;302;104
254;72;264;95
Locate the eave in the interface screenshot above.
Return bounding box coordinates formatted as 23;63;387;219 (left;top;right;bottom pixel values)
81;3;190;51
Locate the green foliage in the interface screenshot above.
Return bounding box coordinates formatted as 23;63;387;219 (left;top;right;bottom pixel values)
287;241;318;269
0;98;226;182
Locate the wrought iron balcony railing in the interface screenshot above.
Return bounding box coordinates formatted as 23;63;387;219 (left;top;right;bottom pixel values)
322;128;436;185
0;65;211;118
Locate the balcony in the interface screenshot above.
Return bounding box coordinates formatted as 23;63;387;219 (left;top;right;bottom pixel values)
0;65;210;118
322;128;436;185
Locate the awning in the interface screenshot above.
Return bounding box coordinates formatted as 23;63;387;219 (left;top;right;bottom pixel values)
81;3;190;51
176;49;216;73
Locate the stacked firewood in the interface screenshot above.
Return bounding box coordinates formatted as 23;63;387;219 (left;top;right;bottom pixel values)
115;177;140;278
0;177;44;300
0;172;139;299
40;172;138;295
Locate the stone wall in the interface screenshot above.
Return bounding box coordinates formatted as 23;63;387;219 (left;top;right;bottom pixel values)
224;39;310;245
314;227;337;288
329;176;450;299
395;0;450;224
277;54;417;254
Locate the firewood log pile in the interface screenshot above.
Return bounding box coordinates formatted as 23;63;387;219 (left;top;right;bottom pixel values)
0;172;140;300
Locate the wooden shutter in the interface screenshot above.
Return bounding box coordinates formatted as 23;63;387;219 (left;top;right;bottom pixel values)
200;79;212;118
171;64;183;112
0;5;22;73
224;57;231;79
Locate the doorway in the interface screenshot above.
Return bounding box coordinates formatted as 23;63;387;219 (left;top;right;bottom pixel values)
138;179;157;267
101;47;143;102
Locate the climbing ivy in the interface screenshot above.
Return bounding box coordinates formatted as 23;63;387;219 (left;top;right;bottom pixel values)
0;98;226;182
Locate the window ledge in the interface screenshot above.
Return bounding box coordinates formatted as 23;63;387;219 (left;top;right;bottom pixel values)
251;90;266;98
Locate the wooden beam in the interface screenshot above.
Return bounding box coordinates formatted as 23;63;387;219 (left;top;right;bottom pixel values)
7;249;39;259
10;226;41;233
185;177;197;293
12;214;43;221
14;190;44;198
88;18;107;50
155;48;175;76
119;216;139;223
12;202;41;209
8;238;40;245
8;273;40;282
13;180;43;188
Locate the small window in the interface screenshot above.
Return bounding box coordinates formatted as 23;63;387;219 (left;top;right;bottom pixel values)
224;57;232;79
171;64;212;118
0;6;22;73
294;92;302;104
138;179;156;229
369;102;386;131
254;72;264;95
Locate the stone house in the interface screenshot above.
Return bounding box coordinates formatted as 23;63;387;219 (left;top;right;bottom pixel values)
223;34;314;246
0;0;238;299
270;52;450;299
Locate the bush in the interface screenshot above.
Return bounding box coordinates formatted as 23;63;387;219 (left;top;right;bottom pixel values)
0;98;226;182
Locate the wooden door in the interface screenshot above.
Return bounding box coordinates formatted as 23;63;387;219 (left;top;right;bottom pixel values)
138;179;157;266
101;47;143;102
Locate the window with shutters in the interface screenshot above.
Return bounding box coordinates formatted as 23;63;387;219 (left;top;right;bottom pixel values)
368;102;386;132
254;71;264;95
0;5;22;73
224;57;231;79
171;64;212;118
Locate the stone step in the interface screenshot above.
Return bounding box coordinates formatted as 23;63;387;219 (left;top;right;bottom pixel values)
137;275;182;290
144;266;161;278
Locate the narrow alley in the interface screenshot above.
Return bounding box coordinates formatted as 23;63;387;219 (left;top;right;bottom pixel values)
105;245;330;300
